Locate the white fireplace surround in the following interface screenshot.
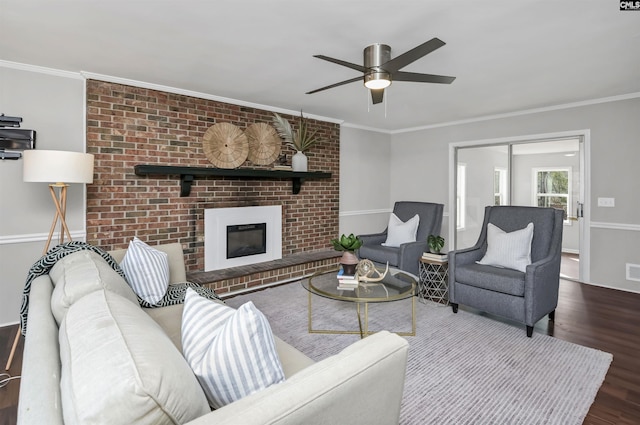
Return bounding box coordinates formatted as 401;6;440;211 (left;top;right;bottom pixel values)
204;205;282;271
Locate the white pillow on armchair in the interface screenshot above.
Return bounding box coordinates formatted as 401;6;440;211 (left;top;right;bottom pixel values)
382;213;420;248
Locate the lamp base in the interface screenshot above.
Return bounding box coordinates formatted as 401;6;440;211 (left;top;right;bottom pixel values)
44;183;72;254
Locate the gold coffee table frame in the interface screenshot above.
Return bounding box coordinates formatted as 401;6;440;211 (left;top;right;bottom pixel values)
302;268;416;338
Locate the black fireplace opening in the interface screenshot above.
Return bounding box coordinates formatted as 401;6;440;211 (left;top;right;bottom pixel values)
226;223;267;259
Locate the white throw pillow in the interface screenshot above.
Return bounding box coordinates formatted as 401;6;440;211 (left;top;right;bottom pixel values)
181;288;285;409
477;222;534;272
119;237;170;305
382;213;420;247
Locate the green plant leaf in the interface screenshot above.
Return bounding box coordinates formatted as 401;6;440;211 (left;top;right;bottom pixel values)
331;233;362;251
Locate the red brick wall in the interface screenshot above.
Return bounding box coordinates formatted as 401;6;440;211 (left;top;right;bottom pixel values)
85;80;340;284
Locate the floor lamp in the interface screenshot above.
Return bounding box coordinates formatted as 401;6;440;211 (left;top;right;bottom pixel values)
4;150;94;372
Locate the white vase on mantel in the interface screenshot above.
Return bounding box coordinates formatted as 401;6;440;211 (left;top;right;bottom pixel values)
292;151;308;172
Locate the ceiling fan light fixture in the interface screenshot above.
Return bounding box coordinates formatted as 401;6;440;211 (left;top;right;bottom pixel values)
307;38;454;105
364;72;391;89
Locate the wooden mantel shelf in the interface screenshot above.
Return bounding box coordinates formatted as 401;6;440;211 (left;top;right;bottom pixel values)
134;165;332;196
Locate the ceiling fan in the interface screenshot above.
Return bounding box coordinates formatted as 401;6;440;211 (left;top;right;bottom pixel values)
306;38;456;104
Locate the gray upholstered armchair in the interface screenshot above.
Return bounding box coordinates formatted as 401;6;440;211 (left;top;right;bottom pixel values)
357;201;444;277
449;205;564;337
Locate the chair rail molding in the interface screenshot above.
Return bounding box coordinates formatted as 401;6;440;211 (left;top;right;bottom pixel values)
590;222;640;231
0;231;87;245
339;208;392;217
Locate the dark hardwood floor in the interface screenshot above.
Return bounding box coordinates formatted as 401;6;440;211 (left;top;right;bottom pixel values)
0;326;21;425
1;277;639;424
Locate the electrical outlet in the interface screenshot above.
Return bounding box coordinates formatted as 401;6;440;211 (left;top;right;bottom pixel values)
597;197;615;207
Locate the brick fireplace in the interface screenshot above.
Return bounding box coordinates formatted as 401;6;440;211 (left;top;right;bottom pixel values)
85;80;340;294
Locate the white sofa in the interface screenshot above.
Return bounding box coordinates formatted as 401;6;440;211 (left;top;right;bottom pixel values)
18;242;409;425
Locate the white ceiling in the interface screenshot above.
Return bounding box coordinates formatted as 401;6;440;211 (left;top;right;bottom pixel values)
1;1;639;132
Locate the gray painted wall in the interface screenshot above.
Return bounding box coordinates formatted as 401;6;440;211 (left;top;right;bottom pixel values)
339;126;392;236
0;65;85;326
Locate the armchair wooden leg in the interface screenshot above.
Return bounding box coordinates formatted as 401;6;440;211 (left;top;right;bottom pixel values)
451;303;458;313
526;326;534;337
548;310;555;321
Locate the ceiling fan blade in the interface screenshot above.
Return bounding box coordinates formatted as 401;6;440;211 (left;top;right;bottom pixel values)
383;38;446;73
393;71;456;84
306;76;363;94
370;89;384;104
313;55;368;73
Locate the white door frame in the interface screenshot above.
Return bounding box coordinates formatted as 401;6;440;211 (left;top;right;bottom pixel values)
448;129;591;283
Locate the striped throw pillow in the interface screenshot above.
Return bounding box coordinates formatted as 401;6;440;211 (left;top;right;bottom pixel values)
119;237;170;305
181;288;285;409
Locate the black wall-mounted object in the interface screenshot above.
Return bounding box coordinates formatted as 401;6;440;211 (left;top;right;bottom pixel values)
0;114;22;127
0;114;36;160
0;129;37;150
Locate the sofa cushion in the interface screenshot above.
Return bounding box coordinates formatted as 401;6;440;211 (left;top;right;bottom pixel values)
455;263;526;297
49;250;139;325
182;288;285;409
477;222;534;272
59;289;210;425
120;237;170;305
382;213;419;247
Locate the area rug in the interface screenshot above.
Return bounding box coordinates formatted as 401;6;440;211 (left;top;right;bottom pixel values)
225;282;613;425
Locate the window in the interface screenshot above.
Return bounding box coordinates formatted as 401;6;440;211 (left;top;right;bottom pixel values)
532;167;571;223
494;167;508;206
457;163;466;229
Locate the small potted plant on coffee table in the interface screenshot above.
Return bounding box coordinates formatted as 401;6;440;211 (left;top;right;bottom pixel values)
330;233;363;276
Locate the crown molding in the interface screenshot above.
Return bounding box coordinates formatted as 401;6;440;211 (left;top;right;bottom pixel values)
0;60;83;80
390;92;640;135
80;71;344;125
340;122;393;134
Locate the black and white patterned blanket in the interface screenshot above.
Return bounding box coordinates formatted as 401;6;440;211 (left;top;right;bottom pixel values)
20;241;222;336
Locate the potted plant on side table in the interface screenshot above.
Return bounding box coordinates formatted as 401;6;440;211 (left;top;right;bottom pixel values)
330;233;363;276
427;234;445;254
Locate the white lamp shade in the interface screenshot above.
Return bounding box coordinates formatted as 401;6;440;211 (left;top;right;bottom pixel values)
23;150;94;184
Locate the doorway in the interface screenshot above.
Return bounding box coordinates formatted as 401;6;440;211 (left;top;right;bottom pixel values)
449;130;590;282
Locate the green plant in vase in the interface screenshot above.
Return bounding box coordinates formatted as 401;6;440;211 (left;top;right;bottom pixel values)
427;234;445;254
330;233;363;275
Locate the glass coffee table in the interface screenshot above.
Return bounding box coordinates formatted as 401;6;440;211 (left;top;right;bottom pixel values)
302;267;416;338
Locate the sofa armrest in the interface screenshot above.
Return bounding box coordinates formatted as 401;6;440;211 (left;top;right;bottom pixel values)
18;276;64;425
185;331;409;425
524;253;562;324
397;240;428;277
449;246;486;304
358;232;387;247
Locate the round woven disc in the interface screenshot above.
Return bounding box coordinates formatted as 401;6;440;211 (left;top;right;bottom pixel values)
245;123;282;165
202;123;249;169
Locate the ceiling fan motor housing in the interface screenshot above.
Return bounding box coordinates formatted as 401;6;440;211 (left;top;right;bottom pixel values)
364;43;391;88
